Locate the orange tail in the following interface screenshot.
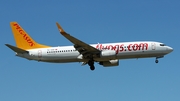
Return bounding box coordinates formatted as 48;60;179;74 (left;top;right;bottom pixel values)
10;22;50;50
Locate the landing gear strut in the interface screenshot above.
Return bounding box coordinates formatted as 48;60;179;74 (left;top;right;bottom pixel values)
155;56;164;63
88;60;95;71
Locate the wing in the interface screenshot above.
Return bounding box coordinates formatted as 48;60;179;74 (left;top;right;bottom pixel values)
56;23;100;59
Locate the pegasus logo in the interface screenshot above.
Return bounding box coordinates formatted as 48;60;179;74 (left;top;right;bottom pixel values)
13;23;35;47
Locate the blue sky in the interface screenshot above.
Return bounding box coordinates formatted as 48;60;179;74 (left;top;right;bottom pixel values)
0;0;179;101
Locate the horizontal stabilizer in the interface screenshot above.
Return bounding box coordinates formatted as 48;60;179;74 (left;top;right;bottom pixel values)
5;44;29;53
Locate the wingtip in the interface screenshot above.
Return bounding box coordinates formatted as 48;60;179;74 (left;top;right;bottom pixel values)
56;22;65;33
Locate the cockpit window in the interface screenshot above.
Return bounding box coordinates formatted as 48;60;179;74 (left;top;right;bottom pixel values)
160;44;166;46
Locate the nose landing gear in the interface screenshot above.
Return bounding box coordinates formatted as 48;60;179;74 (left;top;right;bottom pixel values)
155;56;164;63
155;59;159;63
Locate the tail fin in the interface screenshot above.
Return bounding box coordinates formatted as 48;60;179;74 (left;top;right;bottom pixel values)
10;22;50;50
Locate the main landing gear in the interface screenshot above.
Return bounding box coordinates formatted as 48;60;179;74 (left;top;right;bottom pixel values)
88;60;95;71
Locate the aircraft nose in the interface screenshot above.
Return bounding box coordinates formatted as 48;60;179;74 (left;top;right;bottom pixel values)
166;46;173;53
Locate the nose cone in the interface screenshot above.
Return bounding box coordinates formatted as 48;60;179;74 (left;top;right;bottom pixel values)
166;46;173;53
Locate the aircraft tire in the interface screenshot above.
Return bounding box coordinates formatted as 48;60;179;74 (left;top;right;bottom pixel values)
90;65;95;71
155;60;159;63
88;60;95;70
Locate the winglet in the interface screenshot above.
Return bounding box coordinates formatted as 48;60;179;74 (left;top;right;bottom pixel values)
56;22;66;34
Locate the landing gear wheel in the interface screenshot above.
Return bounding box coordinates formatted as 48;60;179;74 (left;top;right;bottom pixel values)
90;65;95;70
155;60;159;63
88;60;95;71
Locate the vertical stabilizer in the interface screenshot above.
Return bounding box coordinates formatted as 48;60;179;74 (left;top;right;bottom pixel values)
10;22;50;50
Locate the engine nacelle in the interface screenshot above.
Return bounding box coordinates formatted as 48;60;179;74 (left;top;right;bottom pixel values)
100;50;116;57
99;59;119;67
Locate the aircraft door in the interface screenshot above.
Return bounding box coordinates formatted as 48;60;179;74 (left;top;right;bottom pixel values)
38;50;42;58
151;43;156;50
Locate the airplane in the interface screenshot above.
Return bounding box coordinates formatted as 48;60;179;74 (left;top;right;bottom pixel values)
5;22;173;70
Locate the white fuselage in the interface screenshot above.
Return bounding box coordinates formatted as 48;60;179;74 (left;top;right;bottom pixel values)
16;41;173;63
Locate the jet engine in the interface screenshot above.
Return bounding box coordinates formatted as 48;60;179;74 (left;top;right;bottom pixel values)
99;59;119;67
100;50;116;57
